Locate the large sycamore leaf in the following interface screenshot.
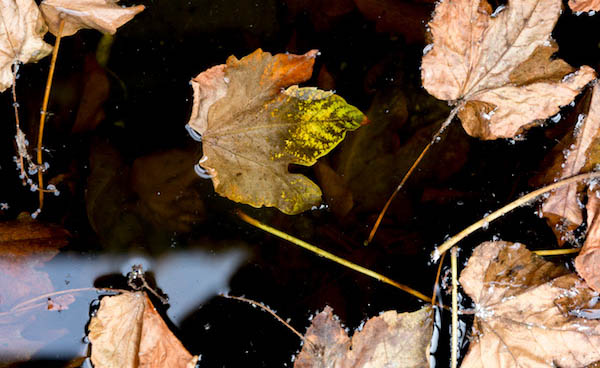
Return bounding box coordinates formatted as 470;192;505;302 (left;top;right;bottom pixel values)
460;241;600;368
88;291;198;368
421;0;596;140
534;83;600;244
575;190;600;292
40;0;145;37
188;49;365;215
0;0;52;92
569;0;600;12
294;305;432;368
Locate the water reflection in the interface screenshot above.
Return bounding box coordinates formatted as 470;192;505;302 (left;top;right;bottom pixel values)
0;247;246;364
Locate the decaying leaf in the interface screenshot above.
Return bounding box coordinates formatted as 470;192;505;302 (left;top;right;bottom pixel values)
0;0;52;92
88;291;198;368
460;241;600;368
575;190;600;293
534;83;600;244
188;49;365;214
294;305;432;368
569;0;600;12
421;0;596;140
40;0;145;37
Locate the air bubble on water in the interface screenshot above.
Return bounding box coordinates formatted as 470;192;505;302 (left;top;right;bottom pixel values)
31;208;41;219
185;124;203;142
482;221;489;230
491;4;505;17
423;43;434;55
30;183;38;192
550;113;561;123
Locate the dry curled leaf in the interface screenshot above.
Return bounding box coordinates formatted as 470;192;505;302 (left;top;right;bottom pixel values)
421;0;596;140
534;83;600;244
188;49;365;214
460;241;600;368
569;0;600;12
0;0;52;92
294;305;432;368
575;190;600;292
40;0;145;37
88;291;197;368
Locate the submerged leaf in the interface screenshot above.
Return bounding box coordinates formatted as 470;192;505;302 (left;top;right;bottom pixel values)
294;305;432;368
88;291;197;368
188;49;365;214
0;0;52;92
40;0;145;37
460;241;600;368
421;0;595;140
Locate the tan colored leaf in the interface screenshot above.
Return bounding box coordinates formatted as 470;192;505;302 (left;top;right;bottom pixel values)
536;83;600;244
40;0;145;37
569;0;600;12
188;49;365;215
0;0;52;92
575;190;600;292
294;305;432;368
421;0;596;140
460;241;600;368
88;291;197;368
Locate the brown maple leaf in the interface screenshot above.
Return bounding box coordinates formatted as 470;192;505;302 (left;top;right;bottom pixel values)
569;0;600;12
294;305;432;368
460;241;600;368
532;83;600;245
421;0;596;140
187;49;365;215
575;190;600;292
0;0;52;92
88;291;198;368
39;0;145;37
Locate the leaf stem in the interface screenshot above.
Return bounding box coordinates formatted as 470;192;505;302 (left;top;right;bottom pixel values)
37;17;65;210
366;102;464;245
451;248;458;368
236;209;432;303
432;171;600;259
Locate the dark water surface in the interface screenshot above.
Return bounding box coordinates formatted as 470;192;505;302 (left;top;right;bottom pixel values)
1;0;599;366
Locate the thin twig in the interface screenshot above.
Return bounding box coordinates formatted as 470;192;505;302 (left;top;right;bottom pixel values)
432;171;600;260
366;103;464;245
533;248;580;256
37;17;65;210
236;210;432;303
221;294;314;349
431;251;446;307
451;248;458;368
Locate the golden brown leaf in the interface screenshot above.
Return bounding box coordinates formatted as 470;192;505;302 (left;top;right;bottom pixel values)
88;291;197;368
294;305;432;368
0;0;52;92
188;49;365;214
39;0;145;37
569;0;600;12
460;241;600;368
535;83;600;244
575;190;600;292
421;0;596;140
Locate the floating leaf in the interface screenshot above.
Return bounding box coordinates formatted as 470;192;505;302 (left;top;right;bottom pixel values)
88;291;197;368
40;0;145;37
188;49;365;214
0;0;52;92
569;0;600;12
421;0;596;140
294;305;432;367
575;190;600;292
534;83;600;244
460;241;600;367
